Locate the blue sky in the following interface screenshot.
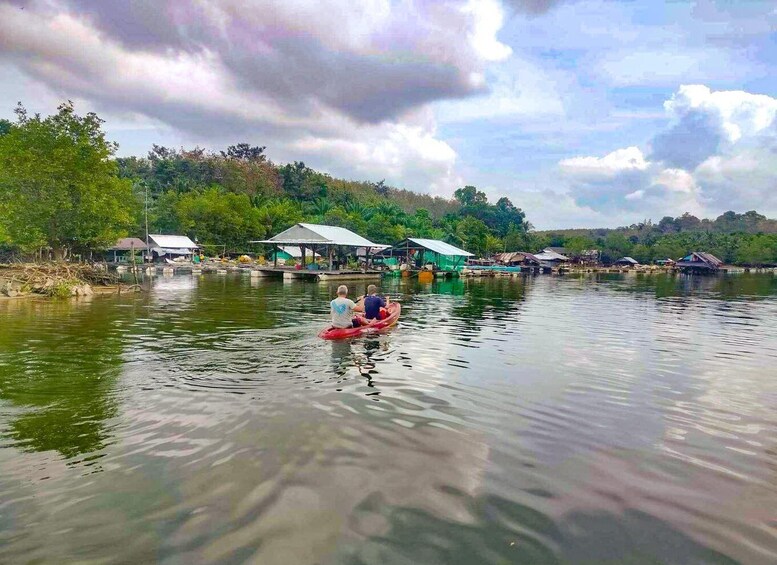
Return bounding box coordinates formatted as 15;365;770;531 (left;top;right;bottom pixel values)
0;0;774;228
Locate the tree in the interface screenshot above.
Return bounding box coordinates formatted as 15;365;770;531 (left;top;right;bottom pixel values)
0;119;11;137
172;187;265;250
220;143;266;162
454;185;488;207
456;216;489;256
0;102;134;257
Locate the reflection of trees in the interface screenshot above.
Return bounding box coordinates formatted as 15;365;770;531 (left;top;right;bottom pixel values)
450;278;529;330
602;272;777;301
0;299;123;458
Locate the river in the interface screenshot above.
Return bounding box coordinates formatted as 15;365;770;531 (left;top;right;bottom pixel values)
1;272;776;564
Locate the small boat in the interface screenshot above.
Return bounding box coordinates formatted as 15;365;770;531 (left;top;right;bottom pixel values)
318;302;401;340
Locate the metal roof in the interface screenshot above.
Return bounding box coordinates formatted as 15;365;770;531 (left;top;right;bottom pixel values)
149;234;198;249
406;238;473;256
534;249;569;261
253;223;377;247
615;256;639;264
109;237;148;250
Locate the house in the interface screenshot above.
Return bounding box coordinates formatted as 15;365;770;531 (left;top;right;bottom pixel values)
676;252;723;272
614;256;639;267
493;251;540;267
106;237;147;263
148;234;198;262
376;238;473;271
534;248;569;268
655;258;676;266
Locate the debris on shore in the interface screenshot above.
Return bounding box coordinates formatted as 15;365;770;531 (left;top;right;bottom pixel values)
0;263;121;298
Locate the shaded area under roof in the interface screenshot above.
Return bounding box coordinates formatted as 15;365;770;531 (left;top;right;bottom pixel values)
252;223;377;248
377;238;473;257
534;249;569;261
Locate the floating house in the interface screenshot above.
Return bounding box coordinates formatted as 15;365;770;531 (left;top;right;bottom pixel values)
106;237;147;263
614;256;639;267
676;252;723;273
493;251;541;267
376;238;473;273
534;248;569;268
251;223;383;280
148;234;198;262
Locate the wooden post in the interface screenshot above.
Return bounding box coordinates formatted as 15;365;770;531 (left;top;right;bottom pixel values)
328;245;334;271
273;244;278;268
301;246;306;268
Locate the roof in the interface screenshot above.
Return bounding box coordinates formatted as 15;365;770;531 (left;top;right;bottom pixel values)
535;249;569;261
615;256;639;264
547;247;569;255
149;234;198;249
494;251;540;264
274;245;321;258
109;237;148;251
408;238;472;256
677;251;723;268
253;223;377;247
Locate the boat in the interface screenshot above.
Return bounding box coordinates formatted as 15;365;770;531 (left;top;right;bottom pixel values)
318;302;401;340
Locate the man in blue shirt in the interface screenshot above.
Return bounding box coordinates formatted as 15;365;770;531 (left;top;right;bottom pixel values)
362;284;390;321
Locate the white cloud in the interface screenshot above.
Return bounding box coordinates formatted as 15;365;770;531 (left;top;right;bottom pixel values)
664;84;777;143
558;85;777;221
559;146;649;178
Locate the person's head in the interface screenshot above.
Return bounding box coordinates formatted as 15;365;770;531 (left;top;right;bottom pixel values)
367;284;378;295
337;285;348;297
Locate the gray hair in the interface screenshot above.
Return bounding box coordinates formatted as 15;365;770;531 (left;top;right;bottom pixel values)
367;284;377;294
337;285;348;296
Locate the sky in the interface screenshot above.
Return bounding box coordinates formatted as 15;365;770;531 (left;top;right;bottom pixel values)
0;0;774;229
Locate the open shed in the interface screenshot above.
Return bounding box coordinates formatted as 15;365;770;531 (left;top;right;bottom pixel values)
376;238;473;271
252;223;379;268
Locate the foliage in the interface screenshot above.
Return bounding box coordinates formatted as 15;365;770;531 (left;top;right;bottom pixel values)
0;102;134;257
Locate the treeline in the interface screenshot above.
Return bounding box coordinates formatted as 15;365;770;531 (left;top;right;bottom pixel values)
529;212;777;266
0;103;528;258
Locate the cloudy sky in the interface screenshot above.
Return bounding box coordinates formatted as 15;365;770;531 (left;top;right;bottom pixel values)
0;0;774;228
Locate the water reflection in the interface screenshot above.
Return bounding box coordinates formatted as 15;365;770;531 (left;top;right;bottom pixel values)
0;299;122;459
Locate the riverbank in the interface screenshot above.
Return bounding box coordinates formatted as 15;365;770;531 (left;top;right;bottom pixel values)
0;263;127;298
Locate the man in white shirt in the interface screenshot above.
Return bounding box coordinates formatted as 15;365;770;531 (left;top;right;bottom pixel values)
330;285;365;328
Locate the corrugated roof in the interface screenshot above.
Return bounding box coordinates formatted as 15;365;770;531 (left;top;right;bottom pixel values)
149;234;198;249
406;238;473;257
616;256;639;264
109;237;148;250
254;223;377;247
535;249;569;261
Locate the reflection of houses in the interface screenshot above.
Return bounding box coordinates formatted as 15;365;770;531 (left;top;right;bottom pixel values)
677;252;723;273
534;248;569;269
493;251;540;267
614;256;639;267
148;234;198;263
106;237;147;263
376;238;473;273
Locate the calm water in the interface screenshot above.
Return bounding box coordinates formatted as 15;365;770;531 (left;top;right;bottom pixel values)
1;273;776;564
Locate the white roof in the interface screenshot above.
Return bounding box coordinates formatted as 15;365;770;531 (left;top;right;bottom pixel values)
616;256;639;264
149;234;197;249
276;245;320;258
535;249;569;261
407;238;473;257
255;223;377;247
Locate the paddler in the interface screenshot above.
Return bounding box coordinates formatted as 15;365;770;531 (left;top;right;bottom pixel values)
330;285;367;328
362;284;390;321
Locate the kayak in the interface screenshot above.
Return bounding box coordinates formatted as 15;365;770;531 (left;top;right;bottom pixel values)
318;302;401;340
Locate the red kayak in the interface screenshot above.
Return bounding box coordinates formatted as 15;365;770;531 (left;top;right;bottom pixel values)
318;302;401;340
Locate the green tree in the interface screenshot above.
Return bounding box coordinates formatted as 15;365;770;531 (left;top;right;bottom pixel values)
456;216;489;256
173;187;265;250
0;102;134;257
